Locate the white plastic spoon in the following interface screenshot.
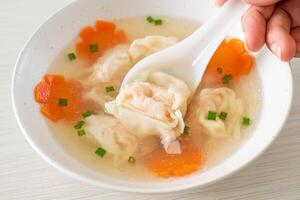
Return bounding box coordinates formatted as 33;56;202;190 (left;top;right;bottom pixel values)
122;0;250;93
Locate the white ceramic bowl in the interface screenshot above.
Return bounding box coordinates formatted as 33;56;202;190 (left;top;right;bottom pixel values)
12;0;293;193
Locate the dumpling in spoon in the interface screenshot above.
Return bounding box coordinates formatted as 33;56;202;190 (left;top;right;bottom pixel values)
196;88;244;140
85;114;138;161
105;72;191;153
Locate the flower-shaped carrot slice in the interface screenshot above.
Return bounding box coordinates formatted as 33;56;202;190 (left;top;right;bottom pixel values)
75;20;128;64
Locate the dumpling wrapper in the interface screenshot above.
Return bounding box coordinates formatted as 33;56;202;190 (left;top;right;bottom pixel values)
196;88;244;140
82;44;131;108
86;44;132;85
83;87;114;109
129;36;178;63
105;72;191;151
87;36;179;86
83;36;179;108
85;114;138;162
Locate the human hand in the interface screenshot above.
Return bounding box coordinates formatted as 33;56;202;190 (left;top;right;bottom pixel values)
216;0;300;61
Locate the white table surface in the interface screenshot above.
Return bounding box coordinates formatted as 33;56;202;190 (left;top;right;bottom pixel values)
1;0;300;199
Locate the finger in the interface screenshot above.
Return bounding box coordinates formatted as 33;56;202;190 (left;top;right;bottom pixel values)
216;0;280;6
291;27;300;57
279;0;300;28
266;7;297;61
243;0;280;6
216;0;227;6
241;5;275;51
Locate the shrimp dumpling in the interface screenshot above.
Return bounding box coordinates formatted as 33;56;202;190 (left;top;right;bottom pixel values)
129;36;178;63
87;44;132;85
105;72;191;151
85;115;138;160
196;88;244;140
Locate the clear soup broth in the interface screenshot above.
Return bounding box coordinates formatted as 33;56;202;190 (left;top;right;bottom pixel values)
35;16;261;180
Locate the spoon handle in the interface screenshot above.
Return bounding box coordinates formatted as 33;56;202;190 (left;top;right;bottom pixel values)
189;0;250;49
186;0;251;91
121;0;250;91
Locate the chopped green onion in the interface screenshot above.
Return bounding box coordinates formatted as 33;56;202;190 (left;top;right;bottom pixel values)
146;16;163;25
183;126;190;136
105;86;115;93
95;147;106;158
146;16;154;23
242;117;251;126
217;67;223;74
68;52;77;61
82;110;93;118
207;111;217;121
154;19;163;25
77;129;86;136
58;98;68;107
128;156;136;164
222;74;232;84
89;44;98;53
74;120;85;129
219;112;228;121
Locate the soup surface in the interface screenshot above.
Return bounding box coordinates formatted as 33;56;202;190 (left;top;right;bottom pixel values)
34;16;261;180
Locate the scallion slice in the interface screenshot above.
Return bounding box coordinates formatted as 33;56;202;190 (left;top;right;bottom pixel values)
95;147;106;158
74;120;85;129
77;129;86;136
207;111;217;120
146;16;154;23
217;67;223;74
222;74;232;84
183;126;190;136
154;19;163;25
128;156;136;164
68;52;77;61
242;117;251;126
82;110;93;118
58;98;68;107
89;44;98;53
219;112;228;121
105;86;115;93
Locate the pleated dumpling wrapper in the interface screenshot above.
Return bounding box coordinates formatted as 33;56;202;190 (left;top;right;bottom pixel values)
105;72;191;153
196;88;244;140
86;44;132;86
85;114;138;162
129;36;178;63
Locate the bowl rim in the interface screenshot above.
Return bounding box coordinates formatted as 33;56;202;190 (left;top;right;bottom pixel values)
11;0;294;194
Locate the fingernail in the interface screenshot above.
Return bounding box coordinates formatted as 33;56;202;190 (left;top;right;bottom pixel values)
271;43;281;59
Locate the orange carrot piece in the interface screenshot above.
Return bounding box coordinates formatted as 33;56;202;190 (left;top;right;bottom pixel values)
79;26;96;41
115;30;127;43
34;82;50;104
238;53;253;74
75;20;128;63
205;38;254;83
228;38;245;54
95;20;116;33
34;74;90;123
144;140;204;178
40;104;61;122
